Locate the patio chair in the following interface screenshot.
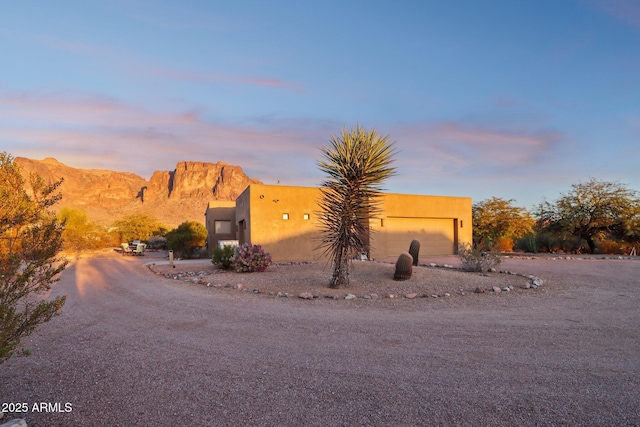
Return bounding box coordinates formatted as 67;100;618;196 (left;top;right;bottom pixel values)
121;243;133;256
133;243;145;256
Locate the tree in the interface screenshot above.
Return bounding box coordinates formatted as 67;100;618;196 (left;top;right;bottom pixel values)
111;214;167;243
536;178;640;253
165;221;208;258
472;197;535;250
58;207;110;251
316;125;396;288
0;152;67;363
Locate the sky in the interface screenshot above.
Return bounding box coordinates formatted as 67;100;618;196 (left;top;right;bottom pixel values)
1;0;639;209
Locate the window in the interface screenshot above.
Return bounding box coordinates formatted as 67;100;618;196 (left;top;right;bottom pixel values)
214;220;231;234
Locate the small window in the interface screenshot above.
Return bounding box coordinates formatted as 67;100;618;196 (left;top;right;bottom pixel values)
282;213;289;220
303;213;310;220
214;220;231;234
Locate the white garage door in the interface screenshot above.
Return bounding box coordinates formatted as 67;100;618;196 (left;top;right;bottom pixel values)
385;217;456;256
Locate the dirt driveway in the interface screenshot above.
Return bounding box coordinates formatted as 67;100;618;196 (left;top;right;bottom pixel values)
1;252;639;426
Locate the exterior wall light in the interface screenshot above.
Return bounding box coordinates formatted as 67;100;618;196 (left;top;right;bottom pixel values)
282;213;289;220
303;213;310;220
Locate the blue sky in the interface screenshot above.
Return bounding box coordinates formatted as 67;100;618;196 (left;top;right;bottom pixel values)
1;0;639;209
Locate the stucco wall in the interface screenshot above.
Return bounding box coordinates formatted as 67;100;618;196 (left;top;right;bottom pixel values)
204;200;237;251
207;184;473;262
242;184;324;262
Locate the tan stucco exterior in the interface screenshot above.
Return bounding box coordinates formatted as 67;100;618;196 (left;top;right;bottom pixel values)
204;200;237;251
205;184;472;262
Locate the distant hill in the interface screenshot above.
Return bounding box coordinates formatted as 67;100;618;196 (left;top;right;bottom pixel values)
15;157;261;228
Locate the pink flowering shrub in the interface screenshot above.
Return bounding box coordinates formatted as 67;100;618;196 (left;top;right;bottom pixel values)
233;243;272;273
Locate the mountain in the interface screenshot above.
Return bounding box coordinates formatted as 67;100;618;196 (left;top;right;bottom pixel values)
15;157;261;228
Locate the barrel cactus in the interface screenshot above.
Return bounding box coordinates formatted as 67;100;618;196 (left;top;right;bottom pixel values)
408;239;420;266
394;252;413;281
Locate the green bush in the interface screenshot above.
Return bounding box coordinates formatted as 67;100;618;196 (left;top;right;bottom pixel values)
515;234;538;253
457;243;501;274
211;245;236;269
233;243;272;273
165;221;208;259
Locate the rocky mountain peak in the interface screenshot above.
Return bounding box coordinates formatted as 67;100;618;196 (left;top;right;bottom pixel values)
15;157;261;228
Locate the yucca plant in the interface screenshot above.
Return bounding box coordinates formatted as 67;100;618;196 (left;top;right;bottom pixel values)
316;125;397;288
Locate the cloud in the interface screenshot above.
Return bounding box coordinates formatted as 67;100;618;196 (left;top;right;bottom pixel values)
0;88;573;204
0;89;327;181
25;31;305;93
390;121;563;182
588;0;640;28
139;65;306;92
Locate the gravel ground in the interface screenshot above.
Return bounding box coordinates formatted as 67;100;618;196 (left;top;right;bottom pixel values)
1;251;639;426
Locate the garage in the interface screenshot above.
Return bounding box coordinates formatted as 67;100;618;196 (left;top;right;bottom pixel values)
383;217;457;256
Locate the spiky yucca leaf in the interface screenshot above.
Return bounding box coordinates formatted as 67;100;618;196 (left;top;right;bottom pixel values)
316;125;396;288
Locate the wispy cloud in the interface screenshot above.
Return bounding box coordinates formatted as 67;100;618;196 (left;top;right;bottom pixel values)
393;122;560;175
139;65;306;92
25;31;304;93
588;0;640;28
0;90;325;181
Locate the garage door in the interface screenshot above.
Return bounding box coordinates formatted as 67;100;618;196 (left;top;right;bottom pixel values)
385;217;456;256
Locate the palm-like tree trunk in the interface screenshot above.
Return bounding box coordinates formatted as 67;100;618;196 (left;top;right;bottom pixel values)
316;125;396;288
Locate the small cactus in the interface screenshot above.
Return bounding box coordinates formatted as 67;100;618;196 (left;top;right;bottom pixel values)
408;239;420;266
394;252;413;281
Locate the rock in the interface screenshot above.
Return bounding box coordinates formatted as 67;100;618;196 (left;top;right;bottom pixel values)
324;294;338;300
405;293;417;299
1;419;28;427
299;292;314;300
431;294;438;298
370;293;379;300
532;278;543;287
14;157;261;228
234;283;244;290
362;295;371;299
444;293;451;297
523;283;531;289
387;294;396;299
489;268;497;273
502;287;510;292
429;263;437;267
492;286;502;293
345;294;357;300
474;287;485;293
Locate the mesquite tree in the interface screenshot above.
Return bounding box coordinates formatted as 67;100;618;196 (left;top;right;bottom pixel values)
316;125;396;288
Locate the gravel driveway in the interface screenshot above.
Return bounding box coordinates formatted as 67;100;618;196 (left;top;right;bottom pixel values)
1;252;639;426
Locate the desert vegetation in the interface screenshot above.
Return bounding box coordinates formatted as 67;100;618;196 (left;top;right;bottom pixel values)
0;152;67;363
165;220;208;258
316;125;397;288
473;178;640;255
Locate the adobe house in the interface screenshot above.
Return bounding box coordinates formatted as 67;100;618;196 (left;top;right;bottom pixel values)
205;183;472;262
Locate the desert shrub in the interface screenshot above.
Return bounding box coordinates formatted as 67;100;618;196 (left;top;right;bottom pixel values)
146;236;167;250
515;234;538;253
598;239;622;255
211;244;236;270
457;243;501;274
495;237;514;252
232;243;272;273
535;232;562;253
165;221;208;259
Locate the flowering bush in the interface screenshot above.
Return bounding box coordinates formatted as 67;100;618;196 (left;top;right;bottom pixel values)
232;243;272;273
